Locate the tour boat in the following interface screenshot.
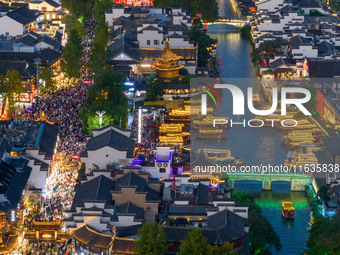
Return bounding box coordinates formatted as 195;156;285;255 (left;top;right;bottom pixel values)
282;202;295;220
192;116;229;129
197;129;226;140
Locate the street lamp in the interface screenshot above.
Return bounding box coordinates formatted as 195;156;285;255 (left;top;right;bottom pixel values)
96;110;105;128
33;58;42;98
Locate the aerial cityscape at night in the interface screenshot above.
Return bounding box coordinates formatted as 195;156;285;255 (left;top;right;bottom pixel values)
0;0;339;254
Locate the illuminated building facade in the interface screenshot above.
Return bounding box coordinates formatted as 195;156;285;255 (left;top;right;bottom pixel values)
114;0;153;6
316;89;340;128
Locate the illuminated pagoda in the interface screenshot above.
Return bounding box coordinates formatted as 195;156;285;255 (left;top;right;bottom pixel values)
0;210;18;255
152;39;184;81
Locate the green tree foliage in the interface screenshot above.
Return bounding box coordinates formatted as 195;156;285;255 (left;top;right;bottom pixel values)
329;0;340;11
61;0;94;18
260;39;288;55
61;28;83;79
135;222;168;255
179;68;189;76
251;39;289;70
90;0;112;73
82;112;114;134
317;186;329;203
39;66;56;93
93;0;112;21
63;14;85;35
220;242;239;255
90;19;109;73
233;190;281;255
250;48;264;70
145;80;164;102
0;70;24;117
153;0;218;22
305;214;340;254
179;228;213;255
240;25;252;42
81;69;127;133
185;27;210;67
178;229;238;255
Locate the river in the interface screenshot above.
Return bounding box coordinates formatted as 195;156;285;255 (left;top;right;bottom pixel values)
202;10;312;255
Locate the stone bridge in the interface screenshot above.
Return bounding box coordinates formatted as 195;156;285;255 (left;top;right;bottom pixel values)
223;172;311;191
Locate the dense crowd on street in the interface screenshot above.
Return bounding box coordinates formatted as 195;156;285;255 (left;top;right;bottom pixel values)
21;18;96;242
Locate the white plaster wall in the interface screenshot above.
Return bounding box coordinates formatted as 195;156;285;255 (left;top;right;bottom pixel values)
138;30;163;48
0;16;23;36
83;146;128;172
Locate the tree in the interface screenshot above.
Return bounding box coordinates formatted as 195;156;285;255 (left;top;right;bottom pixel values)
61;28;83;79
233;190;255;204
179;228;214;255
81;69;127;133
305;215;340;254
90;0;112;73
317;186;329;203
61;0;94;18
63;14;85;36
39;66;56;93
135;222;168;255
145;81;164;102
248;203;282;254
81;112;113;134
185;27;211;67
329;0;340;11
233;190;281;255
250;48;264;70
240;25;252;42
0;70;24;117
220;242;239;255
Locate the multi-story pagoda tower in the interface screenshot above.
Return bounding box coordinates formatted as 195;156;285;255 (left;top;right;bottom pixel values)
152;39;184;81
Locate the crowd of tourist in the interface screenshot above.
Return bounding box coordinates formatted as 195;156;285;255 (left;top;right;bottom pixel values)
81;18;95;80
15;18;98;255
18;19;96;255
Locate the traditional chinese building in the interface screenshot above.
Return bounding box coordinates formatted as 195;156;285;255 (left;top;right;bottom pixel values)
114;0;153;6
0;210;19;255
24;221;69;253
316;89;340;129
72;225;136;255
152;40;184;81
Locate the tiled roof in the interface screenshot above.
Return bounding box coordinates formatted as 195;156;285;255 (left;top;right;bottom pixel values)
72;224;112;249
36;35;61;50
6;6;39;25
0;60;35;78
114;172;160;201
322;134;340;155
290;35;312;49
0;159;32;212
113;202;144;220
71;175;115;210
43;0;60;8
164;209;246;245
0;49;62;66
36;122;59;158
111;237;136;254
86;129;135;158
308;59;340;78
